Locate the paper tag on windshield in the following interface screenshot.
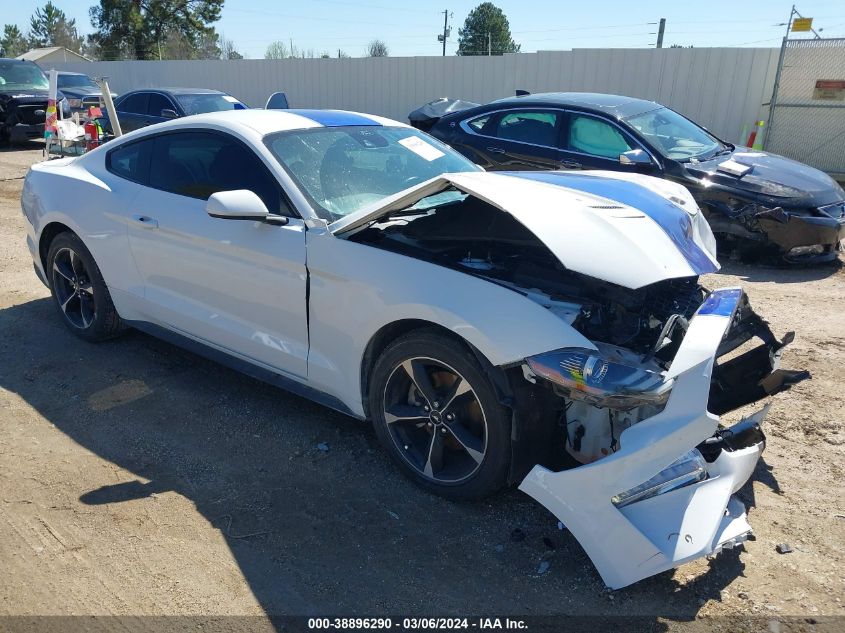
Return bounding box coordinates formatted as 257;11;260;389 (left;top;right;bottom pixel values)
222;95;239;103
399;136;445;161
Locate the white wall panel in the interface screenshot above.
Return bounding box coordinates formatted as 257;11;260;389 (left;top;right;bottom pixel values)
50;47;780;143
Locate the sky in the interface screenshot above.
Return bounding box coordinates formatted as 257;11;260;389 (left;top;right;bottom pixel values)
5;0;845;59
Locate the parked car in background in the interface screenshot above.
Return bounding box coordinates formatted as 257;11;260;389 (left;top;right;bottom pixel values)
419;92;845;264
102;88;247;133
0;58;68;144
22;109;807;589
56;71;116;114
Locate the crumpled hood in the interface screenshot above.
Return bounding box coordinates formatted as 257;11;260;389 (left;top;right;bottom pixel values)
685;147;845;206
331;170;719;289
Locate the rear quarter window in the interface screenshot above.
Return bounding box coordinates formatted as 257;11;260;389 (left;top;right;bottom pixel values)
106;139;153;184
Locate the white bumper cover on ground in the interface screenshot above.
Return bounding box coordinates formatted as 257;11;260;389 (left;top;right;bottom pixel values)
519;287;767;589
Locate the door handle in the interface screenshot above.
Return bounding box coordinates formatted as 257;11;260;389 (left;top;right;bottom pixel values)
560;159;581;169
131;214;158;229
486;146;506;154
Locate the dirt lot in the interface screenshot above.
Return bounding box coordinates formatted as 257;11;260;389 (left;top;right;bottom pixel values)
1;143;843;626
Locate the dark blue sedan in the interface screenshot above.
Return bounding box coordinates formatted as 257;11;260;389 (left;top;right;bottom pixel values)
107;87;247;133
421;92;845;264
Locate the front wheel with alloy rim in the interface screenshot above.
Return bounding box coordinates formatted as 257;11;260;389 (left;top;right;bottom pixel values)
47;232;125;342
369;329;511;500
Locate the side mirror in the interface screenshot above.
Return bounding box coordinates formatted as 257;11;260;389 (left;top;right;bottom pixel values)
161;108;179;119
619;149;652;166
206;190;288;225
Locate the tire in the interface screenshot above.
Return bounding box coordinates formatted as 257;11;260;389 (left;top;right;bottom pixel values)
368;328;511;500
46;232;125;342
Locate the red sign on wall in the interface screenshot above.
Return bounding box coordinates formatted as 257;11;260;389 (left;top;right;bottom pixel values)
813;80;845;100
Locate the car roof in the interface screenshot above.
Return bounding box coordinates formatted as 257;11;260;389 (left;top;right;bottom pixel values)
115;109;408;139
490;92;662;119
120;87;229;96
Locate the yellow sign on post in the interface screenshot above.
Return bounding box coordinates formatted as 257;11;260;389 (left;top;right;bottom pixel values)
792;17;813;32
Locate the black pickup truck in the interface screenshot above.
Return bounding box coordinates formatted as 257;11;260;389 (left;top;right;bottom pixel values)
0;58;67;144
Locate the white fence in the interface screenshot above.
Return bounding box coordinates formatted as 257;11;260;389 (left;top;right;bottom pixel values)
51;47;780;144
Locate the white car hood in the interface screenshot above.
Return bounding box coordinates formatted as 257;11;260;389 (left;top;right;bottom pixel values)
330;170;719;289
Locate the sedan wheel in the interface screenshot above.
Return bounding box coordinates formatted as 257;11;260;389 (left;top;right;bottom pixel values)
369;329;511;500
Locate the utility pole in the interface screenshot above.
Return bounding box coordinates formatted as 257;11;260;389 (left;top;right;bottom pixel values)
437;9;451;56
487;31;491;55
656;18;666;48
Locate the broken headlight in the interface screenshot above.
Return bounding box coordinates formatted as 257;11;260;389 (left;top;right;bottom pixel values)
525;348;673;410
611;449;708;508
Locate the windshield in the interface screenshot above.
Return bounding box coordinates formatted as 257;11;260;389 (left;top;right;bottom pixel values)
265;126;481;221
626;107;725;161
57;74;98;90
175;93;245;115
0;62;49;91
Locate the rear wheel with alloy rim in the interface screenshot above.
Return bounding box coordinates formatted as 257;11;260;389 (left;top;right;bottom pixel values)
369;329;511;500
47;232;125;342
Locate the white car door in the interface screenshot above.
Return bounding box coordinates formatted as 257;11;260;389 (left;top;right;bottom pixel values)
125;130;309;378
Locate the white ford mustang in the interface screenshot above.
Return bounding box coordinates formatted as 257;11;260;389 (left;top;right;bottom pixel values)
21;109;808;588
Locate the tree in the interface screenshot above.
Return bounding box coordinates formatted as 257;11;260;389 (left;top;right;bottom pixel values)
1;24;29;57
219;34;243;59
89;0;223;61
195;29;221;59
265;41;289;59
457;2;519;56
28;2;83;52
367;40;390;57
366;39;389;57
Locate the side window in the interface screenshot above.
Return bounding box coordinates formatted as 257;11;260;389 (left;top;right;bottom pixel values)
118;93;148;114
567;114;633;159
148;131;292;216
466;114;490;132
106;138;153;184
491;110;560;146
147;93;174;117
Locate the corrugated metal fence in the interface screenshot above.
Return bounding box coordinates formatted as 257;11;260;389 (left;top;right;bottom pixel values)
50;47;780;144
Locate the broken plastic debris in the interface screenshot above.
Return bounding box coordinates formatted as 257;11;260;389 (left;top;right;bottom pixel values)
775;543;793;554
537;560;551;575
317;442;329;452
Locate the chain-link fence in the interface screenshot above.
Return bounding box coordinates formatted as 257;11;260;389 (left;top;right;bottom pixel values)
765;38;845;177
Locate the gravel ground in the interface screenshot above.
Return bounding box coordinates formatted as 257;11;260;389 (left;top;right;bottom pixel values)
1;143;843;627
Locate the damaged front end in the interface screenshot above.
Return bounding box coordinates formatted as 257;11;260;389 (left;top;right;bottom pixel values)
519;288;809;589
336;170;809;588
703;197;845;265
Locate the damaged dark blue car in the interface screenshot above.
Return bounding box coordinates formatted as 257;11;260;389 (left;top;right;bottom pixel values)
413;92;845;264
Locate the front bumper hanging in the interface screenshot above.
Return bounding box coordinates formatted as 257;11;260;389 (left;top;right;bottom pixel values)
519;287;808;589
